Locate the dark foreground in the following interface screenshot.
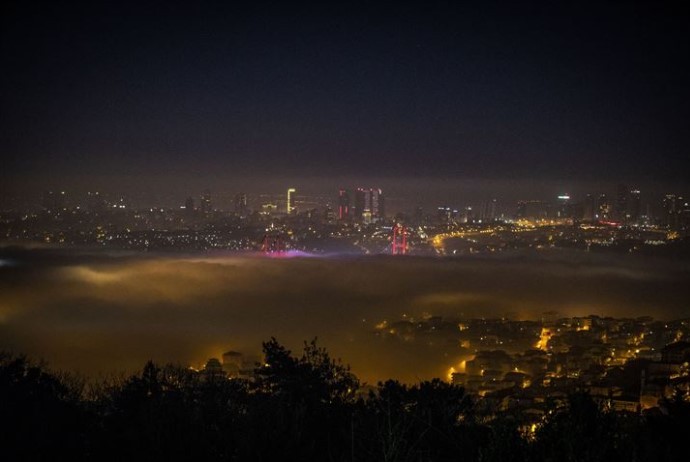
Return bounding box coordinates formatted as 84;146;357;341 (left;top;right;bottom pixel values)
2;339;688;462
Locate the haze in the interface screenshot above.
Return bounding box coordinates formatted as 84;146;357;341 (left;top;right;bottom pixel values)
1;247;688;383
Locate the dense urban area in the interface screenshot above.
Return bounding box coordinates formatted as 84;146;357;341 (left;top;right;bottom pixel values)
1;184;689;256
2;184;689;460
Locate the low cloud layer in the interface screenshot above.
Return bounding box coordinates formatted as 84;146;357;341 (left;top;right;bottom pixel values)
1;248;688;382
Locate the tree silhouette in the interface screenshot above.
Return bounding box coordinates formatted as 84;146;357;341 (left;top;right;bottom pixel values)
0;353;91;461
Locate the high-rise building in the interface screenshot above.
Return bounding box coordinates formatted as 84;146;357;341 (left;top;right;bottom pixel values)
354;188;367;221
628;189;641;224
583;194;595;221
338;189;350;220
200;191;212;215
556;194;571;218
597;194;609;220
234;193;248;217
662;194;685;230
615;184;628;222
286;188;296;215
437;206;452;224
371;188;384;221
681;197;690;231
516;201;549;220
479;199;497;222
353;187;384;222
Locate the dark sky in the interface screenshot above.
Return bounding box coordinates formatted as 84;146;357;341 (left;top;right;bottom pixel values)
2;0;689;183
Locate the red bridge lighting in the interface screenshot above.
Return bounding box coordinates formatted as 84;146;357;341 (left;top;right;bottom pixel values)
391;224;407;255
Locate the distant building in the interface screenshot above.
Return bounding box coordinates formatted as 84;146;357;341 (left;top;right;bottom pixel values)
582;194;596;221
234;193;248;217
184;196;195;219
200;191;212;215
556;194;571;219
260;203;278;215
597;194;610;220
353;187;385;222
354;188;367;220
615;184;628;222
628;189;641;224
202;358;226;381
338;189;350;220
516;201;550;220
479;199;497;222
287;188;296;215
662;194;688;230
661;341;690;364
371;188;384;221
437;206;453;225
222;351;258;379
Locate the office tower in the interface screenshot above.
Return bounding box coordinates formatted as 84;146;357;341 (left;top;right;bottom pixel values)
463;206;474;223
516;201;549;220
615;183;628;222
437;206;451;224
681;197;690;231
234;193;248;217
353;187;384;222
628;189;641;224
516;201;527;219
200;191;212;215
480;199;497;222
371;188;384;221
597;194;609;220
338;189;350;220
662;194;684;230
354;188;367;220
287;188;296;215
556;194;571;218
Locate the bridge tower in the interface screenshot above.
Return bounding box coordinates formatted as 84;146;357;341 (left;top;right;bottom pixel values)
391;224;407;255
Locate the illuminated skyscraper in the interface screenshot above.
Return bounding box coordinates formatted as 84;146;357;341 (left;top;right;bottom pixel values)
556;194;571;218
287;188;296;215
371;188;385;221
354;188;367;220
479;199;497;222
338;189;350;220
597;194;609;220
353;187;384;222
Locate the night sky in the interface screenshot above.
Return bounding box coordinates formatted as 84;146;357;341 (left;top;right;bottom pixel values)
2;0;689;183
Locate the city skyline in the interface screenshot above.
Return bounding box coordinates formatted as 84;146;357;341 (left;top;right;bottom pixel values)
2;2;690;459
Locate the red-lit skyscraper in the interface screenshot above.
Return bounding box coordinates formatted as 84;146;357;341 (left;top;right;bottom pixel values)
338;189;350;220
